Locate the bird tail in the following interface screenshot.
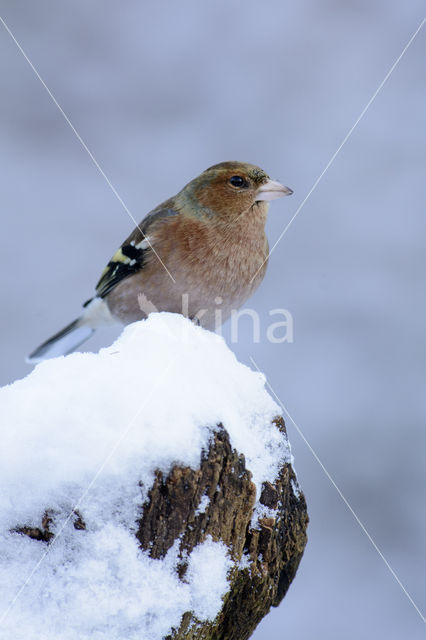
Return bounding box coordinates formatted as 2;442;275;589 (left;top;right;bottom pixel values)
27;297;118;364
26;318;95;363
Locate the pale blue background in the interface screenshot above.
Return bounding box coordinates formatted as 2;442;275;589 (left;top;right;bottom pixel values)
0;2;425;638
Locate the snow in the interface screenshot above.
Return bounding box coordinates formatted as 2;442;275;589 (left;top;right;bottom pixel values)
0;313;292;639
291;478;301;498
186;536;233;621
251;503;278;528
195;494;210;515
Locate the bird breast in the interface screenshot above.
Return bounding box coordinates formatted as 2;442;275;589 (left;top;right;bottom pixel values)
106;205;269;329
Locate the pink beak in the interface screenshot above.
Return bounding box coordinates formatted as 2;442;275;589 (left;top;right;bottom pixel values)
256;179;293;202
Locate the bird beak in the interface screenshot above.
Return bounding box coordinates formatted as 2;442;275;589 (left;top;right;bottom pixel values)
256;179;293;201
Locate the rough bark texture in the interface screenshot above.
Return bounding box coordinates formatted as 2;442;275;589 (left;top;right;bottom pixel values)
137;417;308;640
15;417;308;640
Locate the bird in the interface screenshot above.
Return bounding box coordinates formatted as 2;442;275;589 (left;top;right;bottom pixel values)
27;161;293;362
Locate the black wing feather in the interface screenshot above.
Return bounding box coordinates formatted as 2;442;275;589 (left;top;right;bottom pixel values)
95;206;178;299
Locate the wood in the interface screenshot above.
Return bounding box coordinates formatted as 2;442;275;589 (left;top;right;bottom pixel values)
137;417;308;640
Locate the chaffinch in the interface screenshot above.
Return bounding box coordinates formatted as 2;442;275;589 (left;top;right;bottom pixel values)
28;161;292;362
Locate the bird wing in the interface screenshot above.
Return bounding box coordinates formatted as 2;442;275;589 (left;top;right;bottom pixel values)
95;206;179;299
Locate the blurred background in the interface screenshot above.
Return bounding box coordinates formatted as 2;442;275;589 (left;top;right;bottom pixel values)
0;1;425;637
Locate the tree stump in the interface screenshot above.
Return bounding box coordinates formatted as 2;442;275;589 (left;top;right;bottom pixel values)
15;416;308;639
137;417;308;640
6;316;308;639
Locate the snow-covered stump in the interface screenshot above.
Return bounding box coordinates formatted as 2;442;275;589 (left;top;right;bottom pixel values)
139;423;307;640
0;314;308;640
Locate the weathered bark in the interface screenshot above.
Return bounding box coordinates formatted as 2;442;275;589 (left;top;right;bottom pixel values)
137;417;308;640
15;416;308;640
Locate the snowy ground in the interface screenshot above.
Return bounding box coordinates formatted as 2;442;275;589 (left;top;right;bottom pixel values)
0;315;291;640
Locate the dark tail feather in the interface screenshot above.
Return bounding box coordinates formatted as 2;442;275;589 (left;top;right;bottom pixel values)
27;318;95;363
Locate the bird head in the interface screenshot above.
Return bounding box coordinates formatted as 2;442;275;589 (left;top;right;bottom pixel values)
176;161;293;223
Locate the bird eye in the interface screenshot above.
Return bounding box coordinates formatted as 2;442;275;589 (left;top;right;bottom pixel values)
229;175;246;188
